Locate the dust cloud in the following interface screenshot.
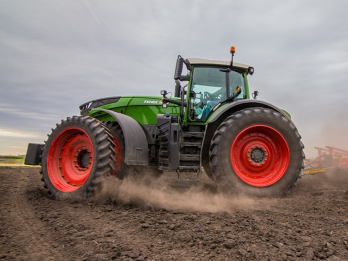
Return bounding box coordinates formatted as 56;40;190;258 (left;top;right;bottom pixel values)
97;172;275;214
96;168;348;212
302;111;348;159
291;168;348;197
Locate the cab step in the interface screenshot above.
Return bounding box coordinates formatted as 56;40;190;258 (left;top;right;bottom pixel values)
176;171;199;182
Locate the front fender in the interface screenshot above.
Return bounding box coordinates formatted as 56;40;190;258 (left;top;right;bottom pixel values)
92;109;148;166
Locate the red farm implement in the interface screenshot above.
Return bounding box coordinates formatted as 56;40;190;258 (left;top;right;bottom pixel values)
302;146;348;176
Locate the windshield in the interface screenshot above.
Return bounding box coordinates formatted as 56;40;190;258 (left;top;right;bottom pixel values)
189;67;246;121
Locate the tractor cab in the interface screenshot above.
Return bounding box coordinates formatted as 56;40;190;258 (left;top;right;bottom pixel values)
162;47;255;124
188;65;246;121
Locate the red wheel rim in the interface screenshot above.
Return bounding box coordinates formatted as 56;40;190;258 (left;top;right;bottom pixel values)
47;127;94;192
230;125;290;187
109;133;122;176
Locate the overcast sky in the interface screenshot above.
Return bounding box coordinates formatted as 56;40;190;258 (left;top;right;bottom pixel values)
1;0;348;158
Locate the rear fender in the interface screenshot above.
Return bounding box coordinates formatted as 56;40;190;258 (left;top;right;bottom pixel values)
208;100;291;123
93;109;148;166
201;100;294;178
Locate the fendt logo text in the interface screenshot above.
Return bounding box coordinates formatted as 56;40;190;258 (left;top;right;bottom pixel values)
144;101;162;104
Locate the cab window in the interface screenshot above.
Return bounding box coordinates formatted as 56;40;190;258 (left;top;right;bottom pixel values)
189;67;245;121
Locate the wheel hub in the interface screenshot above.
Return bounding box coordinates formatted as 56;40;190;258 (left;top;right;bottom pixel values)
74;147;91;171
248;146;268;166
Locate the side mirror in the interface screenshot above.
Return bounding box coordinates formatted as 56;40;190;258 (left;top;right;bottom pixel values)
252;91;259;99
174;80;181;97
174;55;184;80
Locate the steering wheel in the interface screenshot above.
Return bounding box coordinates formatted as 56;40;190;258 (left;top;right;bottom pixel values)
204;91;221;102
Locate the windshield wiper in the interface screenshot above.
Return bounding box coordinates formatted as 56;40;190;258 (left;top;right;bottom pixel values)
212;86;242;112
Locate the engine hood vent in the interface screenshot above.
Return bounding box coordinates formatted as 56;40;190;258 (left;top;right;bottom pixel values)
79;96;121;116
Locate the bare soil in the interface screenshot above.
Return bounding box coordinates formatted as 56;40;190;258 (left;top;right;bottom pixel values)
1;167;348;261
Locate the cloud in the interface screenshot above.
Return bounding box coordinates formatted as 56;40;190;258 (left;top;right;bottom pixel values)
8;146;28;149
0;129;39;138
0;103;60;121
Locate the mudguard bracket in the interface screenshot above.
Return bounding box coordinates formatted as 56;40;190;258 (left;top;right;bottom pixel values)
25;143;44;165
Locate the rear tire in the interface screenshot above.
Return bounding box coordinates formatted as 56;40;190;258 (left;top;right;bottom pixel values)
41;116;116;200
209;108;304;197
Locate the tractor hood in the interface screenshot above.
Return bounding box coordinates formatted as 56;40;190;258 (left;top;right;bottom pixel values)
80;96;180;116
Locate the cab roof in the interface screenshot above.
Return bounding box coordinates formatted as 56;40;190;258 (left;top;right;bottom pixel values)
186;58;253;72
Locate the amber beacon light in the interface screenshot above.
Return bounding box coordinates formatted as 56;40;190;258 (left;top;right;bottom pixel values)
230;46;235;67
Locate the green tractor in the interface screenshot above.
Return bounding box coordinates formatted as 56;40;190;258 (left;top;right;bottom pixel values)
25;47;304;199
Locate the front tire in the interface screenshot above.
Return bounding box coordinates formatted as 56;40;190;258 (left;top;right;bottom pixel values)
41;116;116;200
209;108;304;197
105;121;132;179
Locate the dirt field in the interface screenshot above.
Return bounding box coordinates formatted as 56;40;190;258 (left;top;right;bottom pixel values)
1;167;348;261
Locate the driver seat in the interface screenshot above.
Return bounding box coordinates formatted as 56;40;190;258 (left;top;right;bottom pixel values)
202;101;220;121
